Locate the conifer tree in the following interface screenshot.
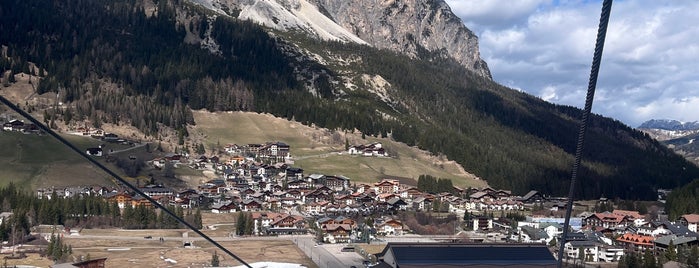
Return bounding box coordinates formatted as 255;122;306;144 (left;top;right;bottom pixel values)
665;240;677;261
211;251;220;267
236;212;246;236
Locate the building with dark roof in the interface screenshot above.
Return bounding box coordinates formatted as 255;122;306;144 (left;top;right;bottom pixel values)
654;234;699;252
375;243;557;268
519;225;550;243
519;190;547;203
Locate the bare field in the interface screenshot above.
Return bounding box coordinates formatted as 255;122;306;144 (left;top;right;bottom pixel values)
65;238;315;268
1;253;53;267
57;214;314;267
78;229;185;237
202;212;238;226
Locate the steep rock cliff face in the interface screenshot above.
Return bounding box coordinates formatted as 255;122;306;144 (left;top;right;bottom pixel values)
192;0;491;79
312;0;491;79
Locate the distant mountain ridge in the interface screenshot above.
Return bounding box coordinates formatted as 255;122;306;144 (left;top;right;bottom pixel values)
638;119;699;141
639;119;699;165
639;119;699;131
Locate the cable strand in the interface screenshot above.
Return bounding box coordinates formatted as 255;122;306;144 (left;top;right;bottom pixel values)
0;95;252;268
556;0;613;267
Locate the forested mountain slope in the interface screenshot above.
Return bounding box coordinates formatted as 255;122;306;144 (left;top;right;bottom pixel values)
1;0;697;199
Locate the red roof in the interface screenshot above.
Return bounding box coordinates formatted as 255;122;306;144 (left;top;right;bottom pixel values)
616;233;654;246
590;212;627;224
612;209;643;219
681;214;699;224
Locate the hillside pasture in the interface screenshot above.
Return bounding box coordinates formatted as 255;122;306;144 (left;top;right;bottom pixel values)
193;110;485;188
0;131;115;189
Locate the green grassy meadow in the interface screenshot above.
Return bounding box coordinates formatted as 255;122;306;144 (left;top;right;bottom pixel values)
0;131;115;190
193;111;486;188
1;110;486;191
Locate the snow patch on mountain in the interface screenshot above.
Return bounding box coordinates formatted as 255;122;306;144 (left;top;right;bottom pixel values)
640;128;699;141
236;0;367;44
638;119;699;131
638;119;699;141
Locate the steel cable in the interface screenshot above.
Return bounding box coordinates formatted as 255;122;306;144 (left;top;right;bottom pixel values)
0;95;252;268
556;0;613;267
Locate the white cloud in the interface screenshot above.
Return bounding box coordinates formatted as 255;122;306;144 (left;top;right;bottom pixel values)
445;0;550;29
632;97;699;124
540;85;558;102
449;0;699;127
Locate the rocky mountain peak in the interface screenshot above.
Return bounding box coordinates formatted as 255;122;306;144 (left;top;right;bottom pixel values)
638;119;699;142
638;119;699;131
191;0;492;79
312;0;491;79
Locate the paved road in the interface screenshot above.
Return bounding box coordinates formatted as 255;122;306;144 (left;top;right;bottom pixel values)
293;237;350;268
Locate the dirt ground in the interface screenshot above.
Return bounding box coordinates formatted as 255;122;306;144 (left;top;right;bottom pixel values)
4;212;315;267
2;253;53;267
62;220;315;267
65;238;315;268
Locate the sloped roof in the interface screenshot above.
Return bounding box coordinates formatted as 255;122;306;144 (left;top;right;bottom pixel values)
612;209;643;219
567;240;598;247
469;191;493;199
521;190;539;200
377;243;556;267
654;234;698;247
616;233;654;246
323;223;351;232
654;220;699;237
378;193;397;199
520;226;549;240
270;215;304;226
211;201;234;209
387;197;407;205
539;222;562;230
317;216;334;223
681;214;699;224
589;212;627;224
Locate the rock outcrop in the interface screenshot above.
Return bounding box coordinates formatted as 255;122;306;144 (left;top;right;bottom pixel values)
194;0;491;79
312;0;491;79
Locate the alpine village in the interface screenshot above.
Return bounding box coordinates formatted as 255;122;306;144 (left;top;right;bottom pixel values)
1;0;698;268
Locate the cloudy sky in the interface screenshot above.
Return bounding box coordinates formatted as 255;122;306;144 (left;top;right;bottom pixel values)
444;0;699;127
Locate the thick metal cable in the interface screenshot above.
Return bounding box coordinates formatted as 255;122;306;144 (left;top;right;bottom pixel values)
557;0;613;267
0;95;252;268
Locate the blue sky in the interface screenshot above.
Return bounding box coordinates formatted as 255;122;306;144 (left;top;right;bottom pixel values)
444;0;699;127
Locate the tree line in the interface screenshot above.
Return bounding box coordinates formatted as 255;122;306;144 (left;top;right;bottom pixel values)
617;247;699;268
416;175;455;194
0;183;203;244
235;212;254;236
665;179;699;219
